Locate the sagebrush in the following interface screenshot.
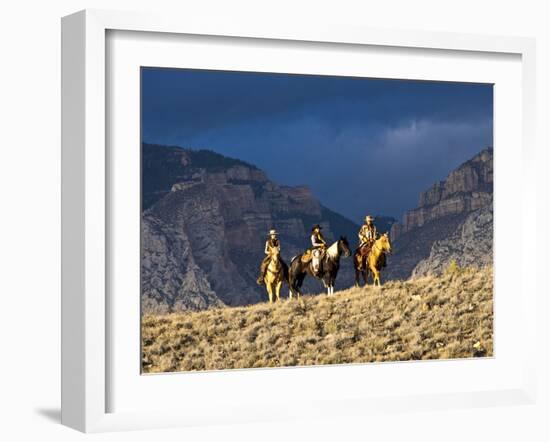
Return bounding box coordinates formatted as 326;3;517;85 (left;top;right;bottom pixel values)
142;265;493;373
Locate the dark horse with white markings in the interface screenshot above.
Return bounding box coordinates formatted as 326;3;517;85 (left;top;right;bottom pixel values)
289;236;351;297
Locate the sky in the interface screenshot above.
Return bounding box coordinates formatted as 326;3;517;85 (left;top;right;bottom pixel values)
141;68;493;223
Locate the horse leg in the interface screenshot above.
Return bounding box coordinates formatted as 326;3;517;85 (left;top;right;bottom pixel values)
372;267;380;287
327;275;334;295
362;257;369;286
289;265;304;299
289;283;298;299
295;272;305;297
275;280;282;302
354;267;361;287
353;252;361;287
266;283;273;303
289;278;298;299
322;275;332;296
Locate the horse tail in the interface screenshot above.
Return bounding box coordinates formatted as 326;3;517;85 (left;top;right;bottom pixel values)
281;259;290;283
288;255;304;292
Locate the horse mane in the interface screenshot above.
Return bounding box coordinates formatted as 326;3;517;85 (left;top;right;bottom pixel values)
327;240;339;258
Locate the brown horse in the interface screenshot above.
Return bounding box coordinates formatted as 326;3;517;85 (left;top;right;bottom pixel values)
354;233;392;287
263;247;287;303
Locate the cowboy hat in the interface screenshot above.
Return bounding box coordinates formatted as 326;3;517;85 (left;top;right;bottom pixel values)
311;224;322;231
365;215;374;222
269;229;278;235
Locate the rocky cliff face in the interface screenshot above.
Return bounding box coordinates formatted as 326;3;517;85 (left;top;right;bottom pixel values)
141;143;361;312
412;204;493;277
386;148;493;281
391;148;493;240
141;143;493;307
141;215;225;313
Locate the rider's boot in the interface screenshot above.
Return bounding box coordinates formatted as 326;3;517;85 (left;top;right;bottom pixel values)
257;257;270;285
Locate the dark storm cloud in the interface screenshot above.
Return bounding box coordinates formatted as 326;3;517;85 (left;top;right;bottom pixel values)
141;68;493;222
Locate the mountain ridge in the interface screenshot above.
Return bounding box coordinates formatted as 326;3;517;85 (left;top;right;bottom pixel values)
141;143;370;312
141;143;493;311
391;147;493;240
386;147;493;280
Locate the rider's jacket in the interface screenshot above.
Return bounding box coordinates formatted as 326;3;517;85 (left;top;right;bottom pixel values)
264;238;280;255
358;223;377;244
311;231;326;249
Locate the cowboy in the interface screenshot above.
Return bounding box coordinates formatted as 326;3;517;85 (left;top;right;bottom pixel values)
257;229;281;285
356;215;378;270
358;215;377;247
310;224;327;275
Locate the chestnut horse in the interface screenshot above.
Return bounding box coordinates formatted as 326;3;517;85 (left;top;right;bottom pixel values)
354;233;392;287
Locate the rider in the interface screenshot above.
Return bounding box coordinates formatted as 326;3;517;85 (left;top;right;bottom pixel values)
257;229;281;285
357;215;377;270
358;215;377;246
310;224;327;275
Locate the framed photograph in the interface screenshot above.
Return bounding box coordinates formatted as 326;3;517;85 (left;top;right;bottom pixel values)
61;9;537;432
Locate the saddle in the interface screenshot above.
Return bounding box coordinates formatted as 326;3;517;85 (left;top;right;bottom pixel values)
301;248;325;264
355;241;373;270
357;241;374;256
301;249;312;263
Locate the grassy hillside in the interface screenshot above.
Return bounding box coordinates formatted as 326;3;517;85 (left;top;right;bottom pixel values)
142;265;493;373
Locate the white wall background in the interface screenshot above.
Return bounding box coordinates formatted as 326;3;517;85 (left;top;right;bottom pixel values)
0;0;548;440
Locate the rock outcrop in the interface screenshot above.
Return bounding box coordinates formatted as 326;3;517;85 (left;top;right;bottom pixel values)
385;212;470;280
412;204;493;277
386;148;493;280
141;215;225;313
391;148;493;240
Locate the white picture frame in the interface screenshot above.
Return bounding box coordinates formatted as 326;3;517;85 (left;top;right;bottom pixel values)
61;9;538;433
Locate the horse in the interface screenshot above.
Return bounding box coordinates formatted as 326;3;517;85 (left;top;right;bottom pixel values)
289;236;351;297
353;232;391;287
262;246;288;303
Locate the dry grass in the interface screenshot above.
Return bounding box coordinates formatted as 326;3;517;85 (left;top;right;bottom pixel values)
142;265;493;373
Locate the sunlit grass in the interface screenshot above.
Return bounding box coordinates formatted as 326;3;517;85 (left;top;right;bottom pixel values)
142;265;493;373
